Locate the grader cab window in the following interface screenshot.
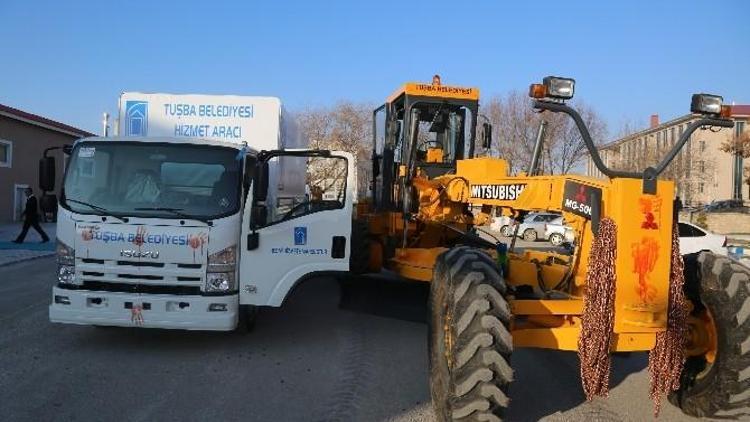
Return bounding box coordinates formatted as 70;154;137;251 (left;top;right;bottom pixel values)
405;103;475;166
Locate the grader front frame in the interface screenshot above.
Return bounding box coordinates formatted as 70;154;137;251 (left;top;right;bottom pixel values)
354;76;749;420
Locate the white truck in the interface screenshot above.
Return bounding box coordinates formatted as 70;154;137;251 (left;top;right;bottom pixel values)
48;93;356;330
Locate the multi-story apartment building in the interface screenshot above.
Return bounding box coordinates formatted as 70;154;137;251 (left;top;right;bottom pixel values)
586;105;749;205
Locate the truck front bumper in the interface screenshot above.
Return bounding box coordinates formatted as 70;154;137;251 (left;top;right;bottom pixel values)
49;287;238;331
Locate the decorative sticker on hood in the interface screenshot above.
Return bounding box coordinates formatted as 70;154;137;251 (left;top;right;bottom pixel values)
79;225;207;248
77;224;209;263
187;233;208;262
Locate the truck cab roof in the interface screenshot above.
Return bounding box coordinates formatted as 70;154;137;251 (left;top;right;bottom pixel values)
75;136;257;153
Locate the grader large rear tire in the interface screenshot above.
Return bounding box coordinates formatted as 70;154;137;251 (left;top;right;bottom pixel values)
349;219;371;274
670;252;750;418
429;246;513;421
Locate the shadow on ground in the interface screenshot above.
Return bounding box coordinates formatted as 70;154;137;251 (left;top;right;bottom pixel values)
335;274;648;421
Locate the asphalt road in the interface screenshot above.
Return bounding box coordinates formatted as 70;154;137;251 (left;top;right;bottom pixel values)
0;257;716;422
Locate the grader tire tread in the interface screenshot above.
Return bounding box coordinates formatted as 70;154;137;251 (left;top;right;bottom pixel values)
670;252;750;418
349;219;371;274
430;246;513;421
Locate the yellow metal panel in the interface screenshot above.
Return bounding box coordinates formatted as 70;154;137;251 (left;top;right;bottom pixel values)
456;157;509;180
511;300;584;315
512;327;656;351
426;148;443;163
389;247;447;282
609;178;674;333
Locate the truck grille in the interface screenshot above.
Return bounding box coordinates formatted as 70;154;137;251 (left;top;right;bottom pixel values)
75;258;205;289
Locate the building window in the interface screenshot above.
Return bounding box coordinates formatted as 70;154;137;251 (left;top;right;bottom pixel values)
699;160;705;173
699;182;704;193
670;127;675;145
700;140;706;152
0;139;11;168
737;121;746;138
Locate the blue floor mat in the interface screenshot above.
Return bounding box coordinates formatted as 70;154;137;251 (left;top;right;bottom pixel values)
0;241;55;251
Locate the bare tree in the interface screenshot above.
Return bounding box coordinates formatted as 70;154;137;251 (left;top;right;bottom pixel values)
297;102;374;198
615;117;641;139
720;129;750;199
483;90;608;175
612;135;715;202
720;129;750;158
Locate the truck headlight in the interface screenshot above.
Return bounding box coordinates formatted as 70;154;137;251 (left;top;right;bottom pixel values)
57;264;77;285
56;240;74;266
206;272;236;292
208;245;236;273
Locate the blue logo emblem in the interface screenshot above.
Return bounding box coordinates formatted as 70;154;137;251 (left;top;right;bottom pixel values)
294;227;307;245
125;100;148;136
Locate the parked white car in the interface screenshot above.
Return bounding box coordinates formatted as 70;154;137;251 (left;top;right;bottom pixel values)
678;221;727;255
490;214;515;237
544;217;575;246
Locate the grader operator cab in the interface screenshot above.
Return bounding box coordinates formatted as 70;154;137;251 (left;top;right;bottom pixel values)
352;76;750;420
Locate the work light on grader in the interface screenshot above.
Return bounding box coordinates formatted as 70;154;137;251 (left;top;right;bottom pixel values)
355;75;749;420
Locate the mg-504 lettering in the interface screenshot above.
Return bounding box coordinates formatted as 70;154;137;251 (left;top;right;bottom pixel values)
120;250;160;259
563;198;593;216
470;184;526;201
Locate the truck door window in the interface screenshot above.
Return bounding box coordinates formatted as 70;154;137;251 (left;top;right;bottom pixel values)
261;155;348;226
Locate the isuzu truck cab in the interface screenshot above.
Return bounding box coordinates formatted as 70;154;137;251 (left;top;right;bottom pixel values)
49;95;356;330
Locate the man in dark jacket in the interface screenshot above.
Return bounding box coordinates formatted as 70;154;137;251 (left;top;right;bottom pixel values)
13;188;50;243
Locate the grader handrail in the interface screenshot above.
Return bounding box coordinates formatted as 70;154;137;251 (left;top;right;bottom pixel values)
533;100;734;181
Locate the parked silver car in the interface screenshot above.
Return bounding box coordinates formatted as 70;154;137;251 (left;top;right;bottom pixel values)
513;212;560;241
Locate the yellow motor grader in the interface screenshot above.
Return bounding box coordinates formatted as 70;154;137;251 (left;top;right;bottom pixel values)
352;75;749;420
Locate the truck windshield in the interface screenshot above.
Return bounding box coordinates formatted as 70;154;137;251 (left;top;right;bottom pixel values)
62;141;242;220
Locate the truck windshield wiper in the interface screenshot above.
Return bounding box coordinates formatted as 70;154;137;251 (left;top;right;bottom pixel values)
133;207;213;226
65;198;127;222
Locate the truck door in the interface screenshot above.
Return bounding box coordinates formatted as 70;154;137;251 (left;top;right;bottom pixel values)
239;150;354;307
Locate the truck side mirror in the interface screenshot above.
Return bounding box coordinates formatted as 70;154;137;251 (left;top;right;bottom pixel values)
39;157;55;192
243;156;257;196
253;161;269;202
482;123;493;149
251;205;267;228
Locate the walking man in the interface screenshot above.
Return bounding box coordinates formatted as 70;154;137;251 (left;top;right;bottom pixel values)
13;188;50;243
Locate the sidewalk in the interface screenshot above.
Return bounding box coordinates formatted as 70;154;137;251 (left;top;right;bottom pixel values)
0;222;56;267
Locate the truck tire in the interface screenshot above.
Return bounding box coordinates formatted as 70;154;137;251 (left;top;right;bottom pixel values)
349;219;371;274
237;305;258;333
429;246;513;421
522;229;537;242
549;233;564;246
670;252;750;417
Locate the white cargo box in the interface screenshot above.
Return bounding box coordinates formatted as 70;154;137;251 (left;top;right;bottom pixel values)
118;92;306;149
117;92;307;202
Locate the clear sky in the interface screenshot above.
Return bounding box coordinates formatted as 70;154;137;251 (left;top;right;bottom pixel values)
1;0;748;137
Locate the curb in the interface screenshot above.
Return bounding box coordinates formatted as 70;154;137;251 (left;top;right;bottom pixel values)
0;252;55;268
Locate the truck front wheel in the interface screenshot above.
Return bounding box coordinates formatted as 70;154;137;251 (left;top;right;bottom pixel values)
670;252;750;417
429;246;513;421
237;305;259;333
